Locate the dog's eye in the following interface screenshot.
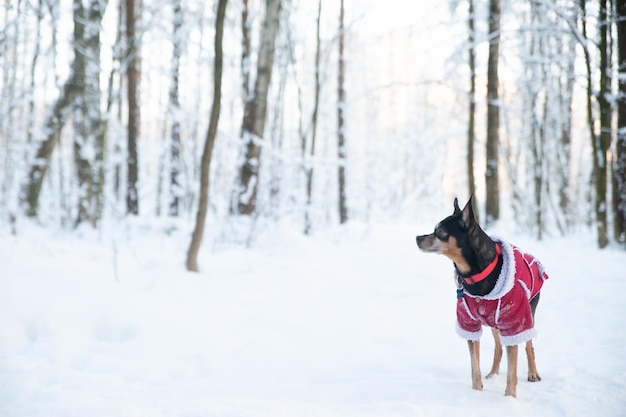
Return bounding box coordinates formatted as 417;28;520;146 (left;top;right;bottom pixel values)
435;227;448;240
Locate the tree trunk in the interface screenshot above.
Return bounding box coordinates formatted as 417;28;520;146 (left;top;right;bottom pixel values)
241;0;251;100
467;0;477;214
23;0;107;219
72;0;105;227
595;0;611;248
108;0;125;203
23;78;76;217
616;0;626;245
27;0;44;146
528;0;546;240
186;0;228;272
71;0;91;225
337;0;348;224
231;0;251;214
580;0;597;227
236;0;282;215
268;59;286;219
485;0;501;226
169;0;183;216
304;0;322;234
126;0;140;215
558;7;577;232
0;0;28;220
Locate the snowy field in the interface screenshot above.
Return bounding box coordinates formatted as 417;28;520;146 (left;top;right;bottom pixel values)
1;220;625;416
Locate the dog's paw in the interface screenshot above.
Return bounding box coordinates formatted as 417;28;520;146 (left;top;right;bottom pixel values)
527;372;542;382
504;388;517;398
486;369;499;379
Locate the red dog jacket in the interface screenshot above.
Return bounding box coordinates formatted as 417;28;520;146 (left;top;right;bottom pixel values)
455;238;549;346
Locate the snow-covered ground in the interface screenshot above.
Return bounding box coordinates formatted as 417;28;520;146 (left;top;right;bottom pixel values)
1;220;625;416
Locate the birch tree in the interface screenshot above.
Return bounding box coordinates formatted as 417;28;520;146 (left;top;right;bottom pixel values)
337;0;348;224
23;0;108;220
72;0;106;226
485;0;501;226
241;0;251;101
169;0;183;216
304;0;322;234
235;0;282;215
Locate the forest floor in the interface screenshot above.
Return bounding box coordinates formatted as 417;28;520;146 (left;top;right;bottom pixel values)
1;219;625;416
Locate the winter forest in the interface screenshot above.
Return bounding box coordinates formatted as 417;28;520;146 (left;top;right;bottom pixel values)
3;1;626;415
2;0;626;259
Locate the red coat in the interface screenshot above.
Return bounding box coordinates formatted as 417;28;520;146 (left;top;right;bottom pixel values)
455;239;549;346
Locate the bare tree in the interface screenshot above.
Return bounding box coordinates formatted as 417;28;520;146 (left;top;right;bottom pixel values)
579;0;612;248
126;0;140;215
27;0;45;146
268;50;287;219
505;0;577;238
169;0;183;216
337;0;348;224
304;0;322;234
72;0;106;226
106;0;125;203
23;0;108;219
235;0;283;215
467;0;477;212
241;0;251;101
595;0;612;248
521;0;551;239
0;0;41;222
616;0;626;245
485;0;501;226
557;3;577;232
186;0;228;272
572;0;615;247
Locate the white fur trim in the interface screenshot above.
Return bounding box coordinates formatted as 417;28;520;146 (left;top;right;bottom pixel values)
460;298;477;321
499;328;537;346
494;298;502;325
517;279;531;299
455;322;483;341
536;259;548;282
475;237;516;300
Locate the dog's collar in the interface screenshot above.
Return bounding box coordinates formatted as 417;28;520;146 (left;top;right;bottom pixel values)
463;243;502;285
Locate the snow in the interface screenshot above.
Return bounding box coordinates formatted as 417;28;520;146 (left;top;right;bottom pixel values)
1;221;625;416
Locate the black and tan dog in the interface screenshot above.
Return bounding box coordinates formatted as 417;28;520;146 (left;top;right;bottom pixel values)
415;197;549;397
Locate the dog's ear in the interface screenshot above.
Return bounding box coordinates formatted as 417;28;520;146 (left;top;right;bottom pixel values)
453;198;462;216
461;197;475;226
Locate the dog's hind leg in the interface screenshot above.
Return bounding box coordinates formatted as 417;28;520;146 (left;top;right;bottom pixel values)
526;292;541;382
505;345;518;397
486;328;503;378
468;340;483;390
526;340;541;381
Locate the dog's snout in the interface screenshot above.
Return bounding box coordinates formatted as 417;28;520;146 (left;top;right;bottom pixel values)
416;234;440;253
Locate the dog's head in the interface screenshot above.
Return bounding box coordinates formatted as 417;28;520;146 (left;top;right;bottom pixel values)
416;197;475;253
415;197;481;273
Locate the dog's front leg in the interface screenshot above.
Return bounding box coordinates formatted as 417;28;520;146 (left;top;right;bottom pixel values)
505;345;518;397
468;340;483;390
486;328;503;378
525;340;541;382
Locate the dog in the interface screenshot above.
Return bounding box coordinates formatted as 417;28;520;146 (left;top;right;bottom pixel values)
415;197;548;397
